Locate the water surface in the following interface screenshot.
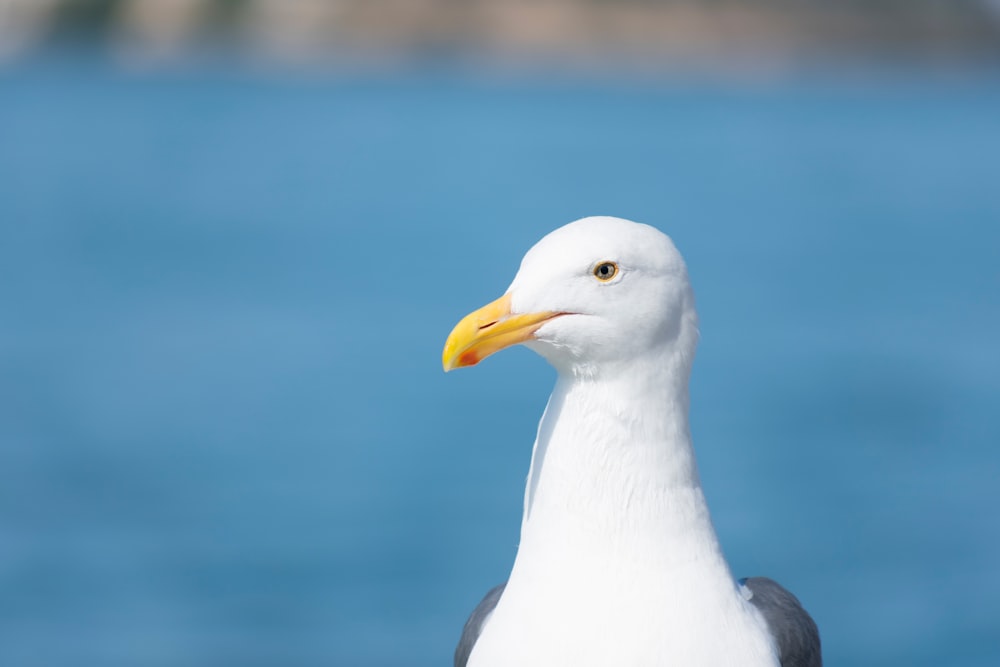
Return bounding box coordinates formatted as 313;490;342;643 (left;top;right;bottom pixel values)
1;57;999;666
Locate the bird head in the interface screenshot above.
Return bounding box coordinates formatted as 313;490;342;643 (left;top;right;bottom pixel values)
443;216;698;377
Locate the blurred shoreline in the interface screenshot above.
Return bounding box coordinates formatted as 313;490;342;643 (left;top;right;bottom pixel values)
2;0;1000;71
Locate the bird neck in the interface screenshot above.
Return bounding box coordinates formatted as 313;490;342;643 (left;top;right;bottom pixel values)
519;351;729;573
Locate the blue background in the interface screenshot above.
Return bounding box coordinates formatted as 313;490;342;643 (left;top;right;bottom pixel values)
1;57;999;666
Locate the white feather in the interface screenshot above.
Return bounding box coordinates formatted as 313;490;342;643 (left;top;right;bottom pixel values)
467;217;780;667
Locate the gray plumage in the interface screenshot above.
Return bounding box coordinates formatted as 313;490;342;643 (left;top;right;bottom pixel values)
741;577;822;667
454;578;820;667
454;583;505;667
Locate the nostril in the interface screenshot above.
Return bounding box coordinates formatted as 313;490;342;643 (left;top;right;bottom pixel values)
479;320;498;331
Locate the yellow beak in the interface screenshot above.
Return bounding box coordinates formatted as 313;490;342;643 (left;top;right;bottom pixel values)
442;293;563;371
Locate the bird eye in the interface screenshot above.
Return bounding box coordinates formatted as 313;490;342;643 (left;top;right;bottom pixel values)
593;261;619;282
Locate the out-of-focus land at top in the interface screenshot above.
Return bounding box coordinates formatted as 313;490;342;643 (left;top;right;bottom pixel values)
2;0;1000;68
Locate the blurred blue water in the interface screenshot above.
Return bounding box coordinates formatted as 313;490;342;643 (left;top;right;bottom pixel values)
1;55;999;667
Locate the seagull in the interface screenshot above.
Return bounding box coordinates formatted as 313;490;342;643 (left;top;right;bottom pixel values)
442;217;821;667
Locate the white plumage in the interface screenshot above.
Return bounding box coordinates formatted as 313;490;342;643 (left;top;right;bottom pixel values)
443;217;813;667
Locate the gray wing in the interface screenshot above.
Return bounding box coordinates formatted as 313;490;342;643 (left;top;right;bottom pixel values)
740;577;822;667
454;582;506;667
453;578;819;667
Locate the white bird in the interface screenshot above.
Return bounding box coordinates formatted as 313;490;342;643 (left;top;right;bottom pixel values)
442;217;820;667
